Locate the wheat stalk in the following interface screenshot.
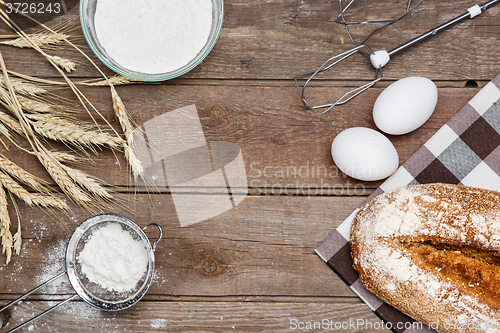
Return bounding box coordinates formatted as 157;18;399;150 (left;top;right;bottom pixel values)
0;15;121;144
0;8;124;142
0;14;139;187
27;113;124;149
0;53;94;210
0;14;139;211
0;16;140;254
1;32;70;48
0;12;126;144
0;184;12;264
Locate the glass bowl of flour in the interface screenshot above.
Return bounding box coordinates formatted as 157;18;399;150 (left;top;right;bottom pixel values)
80;0;223;81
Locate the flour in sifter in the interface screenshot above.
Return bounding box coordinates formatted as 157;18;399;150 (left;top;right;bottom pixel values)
78;222;149;292
94;0;213;74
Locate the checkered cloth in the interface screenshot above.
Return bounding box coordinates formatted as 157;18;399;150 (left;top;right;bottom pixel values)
315;73;500;333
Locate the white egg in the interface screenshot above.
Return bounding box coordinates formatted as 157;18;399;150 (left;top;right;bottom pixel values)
331;127;399;181
373;77;438;135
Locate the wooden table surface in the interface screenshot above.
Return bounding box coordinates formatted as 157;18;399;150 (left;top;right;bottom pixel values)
0;0;499;332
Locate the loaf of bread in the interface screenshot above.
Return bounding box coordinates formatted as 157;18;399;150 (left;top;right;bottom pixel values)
350;183;500;333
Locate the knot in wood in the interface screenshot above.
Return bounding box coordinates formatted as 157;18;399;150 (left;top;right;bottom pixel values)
211;106;228;118
202;258;218;274
198;256;225;276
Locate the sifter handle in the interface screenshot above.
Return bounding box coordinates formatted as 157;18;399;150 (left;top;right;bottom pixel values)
0;271;67;314
0;271;79;332
143;223;162;252
4;294;79;333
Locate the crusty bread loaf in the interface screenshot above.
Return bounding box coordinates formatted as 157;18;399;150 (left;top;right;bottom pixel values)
351;183;500;333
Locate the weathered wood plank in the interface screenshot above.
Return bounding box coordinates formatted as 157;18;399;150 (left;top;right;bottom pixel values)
0;0;498;80
1;301;393;333
0;194;362;298
0;84;478;191
0;1;488;331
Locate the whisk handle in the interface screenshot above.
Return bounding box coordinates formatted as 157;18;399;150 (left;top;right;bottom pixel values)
388;0;500;57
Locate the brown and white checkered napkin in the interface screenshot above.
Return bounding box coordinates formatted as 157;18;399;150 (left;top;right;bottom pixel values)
316;73;500;333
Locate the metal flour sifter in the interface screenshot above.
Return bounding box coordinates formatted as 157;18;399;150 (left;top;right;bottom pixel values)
0;214;162;332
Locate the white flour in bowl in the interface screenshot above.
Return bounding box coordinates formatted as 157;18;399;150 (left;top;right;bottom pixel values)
78;222;149;292
94;0;213;74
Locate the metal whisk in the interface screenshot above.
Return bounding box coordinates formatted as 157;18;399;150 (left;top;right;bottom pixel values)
296;0;500;115
336;0;423;47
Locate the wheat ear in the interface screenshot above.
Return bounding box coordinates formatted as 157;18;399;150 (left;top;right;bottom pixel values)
46;55;76;73
62;164;112;200
0;153;50;193
0;76;47;96
0;116;13;143
12;219;21;255
27;113;124;149
0;185;12;264
111;87;144;178
52;151;80;163
16;95;52;113
125;145;145;178
0;15;78;49
22;149;81;164
6;70;129;89
0;109;22;134
36;149;91;206
1;32;70;48
83;75;138;86
0;87;53;115
8;191;22;256
111;87;134;143
0;171;68;210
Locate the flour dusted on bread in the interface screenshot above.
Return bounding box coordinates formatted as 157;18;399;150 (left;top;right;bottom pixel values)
350;184;500;333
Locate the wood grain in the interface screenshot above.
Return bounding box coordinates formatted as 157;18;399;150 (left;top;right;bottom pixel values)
1;301;391;333
0;194;362;298
0;0;497;80
0;84;479;192
0;0;498;331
